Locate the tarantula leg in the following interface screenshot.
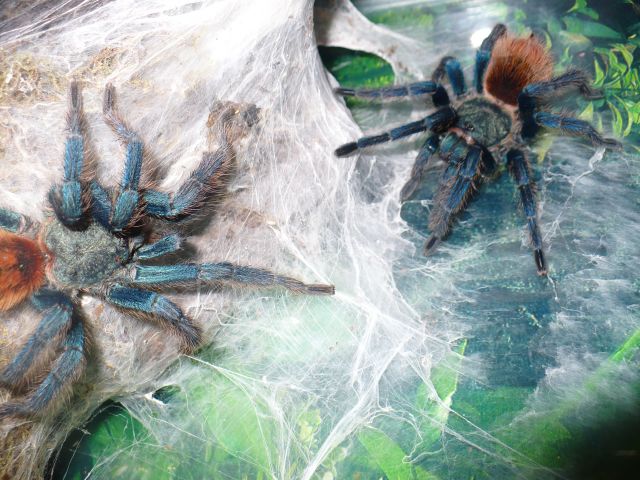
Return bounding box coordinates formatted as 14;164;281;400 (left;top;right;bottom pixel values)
506;149;547;275
131;263;335;295
49;81;88;229
532;112;622;149
400;135;439;202
425;135;484;255
0;208;34;233
0;290;74;392
105;285;201;352
335;106;456;157
134;234;181;260
102;84;144;232
335;81;450;107
432;56;466;97
0;294;85;419
144;150;230;220
474;23;507;93
89;180;113;229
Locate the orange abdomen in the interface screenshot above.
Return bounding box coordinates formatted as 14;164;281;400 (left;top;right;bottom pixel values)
0;231;46;311
484;34;554;106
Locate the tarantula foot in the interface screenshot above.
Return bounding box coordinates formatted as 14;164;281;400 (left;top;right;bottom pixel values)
335;87;355;97
304;284;335;295
335;142;358;157
423;235;442;256
602;137;623;151
535;249;547;276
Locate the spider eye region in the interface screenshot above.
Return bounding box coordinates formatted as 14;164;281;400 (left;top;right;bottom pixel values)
0;231;46;311
43;220;128;288
454;98;511;147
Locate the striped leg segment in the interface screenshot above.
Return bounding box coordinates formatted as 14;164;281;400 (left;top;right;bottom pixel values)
400;135;439;202
49;81;87;228
432;56;466;97
143;149;229;221
506;149;547;275
474;24;507;93
131;263;335;295
336;80;450;107
335;106;456;157
102;84;145;232
105;285;201;352
0;291;86;419
425;133;486;255
533;112;621;149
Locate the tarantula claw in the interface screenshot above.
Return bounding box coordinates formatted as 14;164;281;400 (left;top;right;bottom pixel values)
535;249;547;276
304;284;336;295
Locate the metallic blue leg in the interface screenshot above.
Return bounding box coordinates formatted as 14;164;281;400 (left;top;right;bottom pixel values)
135;234;181;260
143;149;229;220
0;291;85;419
336;81;450;107
400;135;439;202
0;208;31;233
103;84;144;232
49;81;87;228
474;24;507;93
335;106;456;157
131;263;335;295
533;112;621;149
432;56;466;97
518;70;604;139
425;134;484;254
507;149;547;276
89;180;113;229
0;290;73;391
105;285;201;352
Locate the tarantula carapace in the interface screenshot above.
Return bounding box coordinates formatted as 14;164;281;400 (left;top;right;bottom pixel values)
335;24;621;275
0;82;334;419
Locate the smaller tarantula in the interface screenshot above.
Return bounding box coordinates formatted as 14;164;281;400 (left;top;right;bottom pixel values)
0;82;334;419
335;24;621;275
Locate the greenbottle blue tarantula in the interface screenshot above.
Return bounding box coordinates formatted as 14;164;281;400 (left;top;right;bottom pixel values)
0;82;334;419
335;24;621;275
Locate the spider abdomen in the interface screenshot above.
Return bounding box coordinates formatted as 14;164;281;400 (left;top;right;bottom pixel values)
0;231;46;311
454;97;511;147
43;219;128;288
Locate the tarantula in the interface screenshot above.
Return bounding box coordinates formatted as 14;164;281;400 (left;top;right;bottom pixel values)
335;24;621;275
0;82;334;419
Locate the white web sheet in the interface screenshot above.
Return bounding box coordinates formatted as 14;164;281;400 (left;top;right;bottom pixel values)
0;1;637;479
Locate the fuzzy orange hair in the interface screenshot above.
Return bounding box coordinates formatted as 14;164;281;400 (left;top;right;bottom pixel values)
0;231;46;311
484;33;554;106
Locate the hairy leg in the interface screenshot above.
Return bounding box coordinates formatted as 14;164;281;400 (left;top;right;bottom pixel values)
0;208;33;234
49;81;88;228
506;149;547;275
432;56;466;97
335;81;450;107
143;150;229;220
533;112;621;149
425;133;485;254
335;106;456;157
400;135;439;202
105;285;201;352
103;84;145;232
131;262;335;295
0;291;85;419
474;23;507;93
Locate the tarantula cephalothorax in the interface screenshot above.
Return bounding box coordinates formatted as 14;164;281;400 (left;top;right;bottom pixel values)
0;82;334;419
335;24;621;275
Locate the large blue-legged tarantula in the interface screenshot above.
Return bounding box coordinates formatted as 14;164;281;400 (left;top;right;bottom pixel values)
335;24;621;275
0;82;334;419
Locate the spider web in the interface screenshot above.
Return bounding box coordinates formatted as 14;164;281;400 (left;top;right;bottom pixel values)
1;1;638;479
